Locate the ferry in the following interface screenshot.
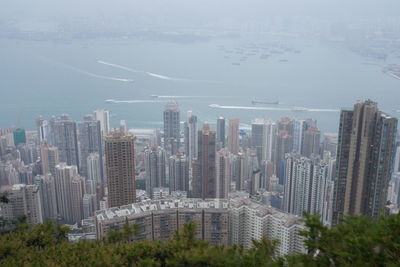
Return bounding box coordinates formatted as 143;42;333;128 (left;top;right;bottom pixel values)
291;107;309;112
105;99;115;103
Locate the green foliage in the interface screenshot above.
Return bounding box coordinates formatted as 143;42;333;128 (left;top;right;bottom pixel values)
0;192;9;203
106;223;140;244
0;214;400;266
290;212;400;266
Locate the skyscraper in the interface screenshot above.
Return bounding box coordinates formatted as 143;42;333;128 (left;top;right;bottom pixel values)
216;148;233;198
83;193;98;219
163;102;180;154
87;153;103;203
71;175;84;224
274;130;293;183
292;119;305;154
87;153;102;184
332;100;398;224
144;146;166;197
228;119;240;154
283;154;313;216
93;109;110;136
13;128;26;147
184;111;198;162
36;117;50;144
55;163;78;223
244;149;260;195
105;131;136;208
40;144;59;176
34;174;58;221
217;117;226;150
51;115;80;170
233;153;246;191
192;124;216;199
0;184;43;224
251;119;265;163
168;153;189;192
78;115;103;179
301;127;320;157
263;121;277;162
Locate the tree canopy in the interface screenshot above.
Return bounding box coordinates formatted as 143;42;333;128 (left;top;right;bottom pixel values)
0;213;399;266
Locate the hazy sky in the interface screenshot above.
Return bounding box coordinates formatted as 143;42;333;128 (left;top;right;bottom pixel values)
1;0;400;30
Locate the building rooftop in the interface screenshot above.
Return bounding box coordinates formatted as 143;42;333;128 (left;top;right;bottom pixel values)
95;198;229;222
230;196;303;227
95;196;303;228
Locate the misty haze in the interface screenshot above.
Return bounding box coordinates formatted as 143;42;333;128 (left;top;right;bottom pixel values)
1;0;400;266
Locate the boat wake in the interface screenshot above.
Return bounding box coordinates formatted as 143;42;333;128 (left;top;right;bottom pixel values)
97;60;179;81
97;59;222;84
48;59;134;82
106;99;163;104
151;95;215;99
209;104;339;112
72;67;134;82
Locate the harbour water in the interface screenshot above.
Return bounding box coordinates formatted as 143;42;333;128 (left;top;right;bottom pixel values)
1;35;399;133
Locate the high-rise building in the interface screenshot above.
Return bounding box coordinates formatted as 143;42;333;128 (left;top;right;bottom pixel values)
83;194;98;219
301;127;320;157
0;162;18;186
105;131;136;208
321;133;338;157
163;102;180;154
71;175;84;224
227;119;240;154
120;120;127;133
244;149;260;195
144;146;166;197
283;153;334;222
283;154;312;216
87;153;102;184
34;174;58;221
192;124;216;199
0;184;43;224
78;115;103;179
184;111;198;162
233;153;246;191
217;117;226;150
274;130;293;183
55;163;78;223
87;153;103;203
13;128;26;147
292;119;305;154
36;117;50;144
229;196;306;256
169;153;189;192
251;119;265;164
332;100;398;224
277;117;293;135
216;148;235;198
263;121;277;162
51;115;80;170
393;146;400;174
93;109;110;136
95;199;229;246
40;144;59;176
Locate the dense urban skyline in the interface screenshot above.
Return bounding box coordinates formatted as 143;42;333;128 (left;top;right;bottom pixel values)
1;1;400;263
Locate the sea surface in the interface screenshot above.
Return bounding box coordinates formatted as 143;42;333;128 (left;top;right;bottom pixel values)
1;34;399;134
